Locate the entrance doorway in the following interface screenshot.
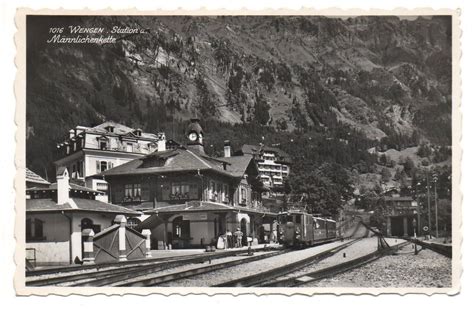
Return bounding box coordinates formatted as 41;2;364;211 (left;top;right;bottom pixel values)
390;216;416;237
240;218;248;246
171;216;191;248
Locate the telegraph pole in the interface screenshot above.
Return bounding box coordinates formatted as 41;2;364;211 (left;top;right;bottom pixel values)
415;181;421;236
426;172;431;239
433;173;439;238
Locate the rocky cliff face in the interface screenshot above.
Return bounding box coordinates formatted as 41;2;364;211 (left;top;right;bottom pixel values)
26;15;452;176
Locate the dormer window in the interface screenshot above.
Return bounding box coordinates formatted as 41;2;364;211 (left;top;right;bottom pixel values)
134;129;142;137
105;125;114;133
100;141;107;150
98;136;109;150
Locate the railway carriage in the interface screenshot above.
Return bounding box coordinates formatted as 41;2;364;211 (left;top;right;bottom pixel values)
278;211;338;248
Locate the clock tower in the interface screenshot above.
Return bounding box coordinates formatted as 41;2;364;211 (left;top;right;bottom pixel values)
185;118;204;154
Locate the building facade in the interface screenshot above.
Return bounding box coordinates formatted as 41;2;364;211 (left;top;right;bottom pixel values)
238;144;291;190
98;119;277;249
54;121;167;194
26;167;140;265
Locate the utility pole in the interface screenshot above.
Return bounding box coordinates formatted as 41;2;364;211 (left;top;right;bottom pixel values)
433;173;439;238
415;182;421;236
426;172;431;239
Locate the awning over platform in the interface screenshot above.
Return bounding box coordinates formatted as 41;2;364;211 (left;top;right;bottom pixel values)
143;201;278;217
138;201;278;230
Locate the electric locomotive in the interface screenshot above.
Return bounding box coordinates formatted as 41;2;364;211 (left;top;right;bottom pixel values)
278;211;338;247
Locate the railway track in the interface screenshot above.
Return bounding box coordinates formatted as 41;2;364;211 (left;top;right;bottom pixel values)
212;238;363;287
26;246;282;286
111;249;288;287
261;241;410;287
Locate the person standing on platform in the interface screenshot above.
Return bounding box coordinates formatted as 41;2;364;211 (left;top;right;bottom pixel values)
272;227;278;244
235;228;244;248
226;229;233;249
219;233;227;249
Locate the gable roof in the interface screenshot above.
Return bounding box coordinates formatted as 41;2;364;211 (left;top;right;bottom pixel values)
26;168;50;185
98;147;246;179
83;121;158;140
218;155;255;177
26;198;141;215
56;166;68;177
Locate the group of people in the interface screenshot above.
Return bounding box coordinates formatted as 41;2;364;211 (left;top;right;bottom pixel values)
220;228;244;249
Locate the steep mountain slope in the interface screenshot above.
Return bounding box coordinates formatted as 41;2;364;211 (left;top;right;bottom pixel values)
26;15;452;177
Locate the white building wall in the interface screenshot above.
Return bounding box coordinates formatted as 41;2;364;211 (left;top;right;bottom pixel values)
84;154;132;177
25;213;70;264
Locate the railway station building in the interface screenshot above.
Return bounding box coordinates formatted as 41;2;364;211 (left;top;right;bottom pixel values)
25;167;140;265
98;119;279;249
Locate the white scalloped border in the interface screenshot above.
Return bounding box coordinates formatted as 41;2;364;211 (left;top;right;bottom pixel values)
13;7;462;296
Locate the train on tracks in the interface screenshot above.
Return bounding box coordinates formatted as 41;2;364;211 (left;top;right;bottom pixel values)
278;211;338;248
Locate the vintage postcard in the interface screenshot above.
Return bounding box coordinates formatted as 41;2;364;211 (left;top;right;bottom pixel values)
14;8;461;296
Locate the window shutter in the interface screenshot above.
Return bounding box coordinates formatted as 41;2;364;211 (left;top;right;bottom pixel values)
96;160;100;173
107;162;112;170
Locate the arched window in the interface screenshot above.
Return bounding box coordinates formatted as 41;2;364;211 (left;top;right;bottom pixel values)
81;218;93;230
81;218;100;234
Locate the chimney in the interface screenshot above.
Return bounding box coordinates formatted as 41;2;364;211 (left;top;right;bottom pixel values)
56;167;70;205
157;132;166;152
69;129;75;138
224;140;231;158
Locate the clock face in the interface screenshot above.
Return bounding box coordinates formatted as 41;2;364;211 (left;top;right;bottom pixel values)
188;132;198;141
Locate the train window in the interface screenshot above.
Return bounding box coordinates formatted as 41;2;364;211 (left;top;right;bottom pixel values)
295;215;301;224
279;215;288;224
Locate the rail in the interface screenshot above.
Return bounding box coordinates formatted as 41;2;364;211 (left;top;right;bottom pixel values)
26;245;283;286
118;250;286;287
213;238;362;287
263;241;410;287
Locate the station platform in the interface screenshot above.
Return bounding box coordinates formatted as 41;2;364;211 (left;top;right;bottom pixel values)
409;237;452;258
150;243;282;259
419;237;452;246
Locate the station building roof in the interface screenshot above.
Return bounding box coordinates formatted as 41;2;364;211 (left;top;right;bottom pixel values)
97;147;254;179
26;198;141;216
218;154;254;178
26;182;104;195
143;201;278;216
